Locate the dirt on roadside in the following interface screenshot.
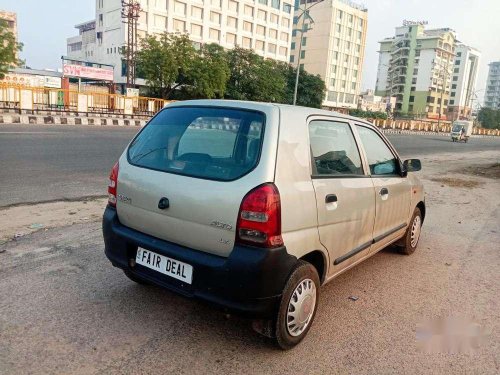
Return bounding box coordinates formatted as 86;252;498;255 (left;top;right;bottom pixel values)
0;197;107;244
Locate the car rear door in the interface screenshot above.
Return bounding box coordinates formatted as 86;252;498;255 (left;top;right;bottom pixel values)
115;105;276;257
308;118;376;274
354;124;412;251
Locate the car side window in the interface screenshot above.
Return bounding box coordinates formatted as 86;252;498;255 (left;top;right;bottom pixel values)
308;120;364;176
355;125;398;176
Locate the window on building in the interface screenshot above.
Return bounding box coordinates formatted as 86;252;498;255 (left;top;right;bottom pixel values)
330;78;335;87
244;5;253;17
258;9;267;21
455;59;460;65
191;23;202;37
412;78;417;84
291;41;296;50
268;43;277;53
336;24;342;33
292;30;297;37
255;40;265;51
300;50;305;59
211;0;222;7
302;37;307;46
346;41;351;50
228;0;238;12
427;96;435;103
226;33;236;45
453;76;458;81
343;67;347;75
411;86;416;91
454;67;459;73
449;99;454;105
227;16;237;28
452;84;457;89
351;82;356;90
413;68;418;75
409;96;415;102
300;63;304;70
451;92;456;97
281;32;288;42
269;29;278;39
174;1;187;16
283;3;292;13
344;55;349;63
415;50;420;57
334;51;338;60
209;28;220;41
279;46;287;56
271;0;280;10
98;14;103;27
349;14;353;23
243;21;252;32
342;80;346;89
154;14;167;28
338;10;343;20
327;91;338;102
281;18;290;27
259;0;268;4
332;65;337;74
270;13;279;24
242;37;251;48
173;19;185;32
290;55;295;63
257;25;266;36
357;31;362;40
210;11;221;25
457;52;462;57
191;6;203;19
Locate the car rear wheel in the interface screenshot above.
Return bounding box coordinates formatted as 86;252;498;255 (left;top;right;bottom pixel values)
398;207;422;255
274;260;320;350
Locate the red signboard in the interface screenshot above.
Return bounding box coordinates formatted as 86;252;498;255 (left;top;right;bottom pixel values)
63;64;114;81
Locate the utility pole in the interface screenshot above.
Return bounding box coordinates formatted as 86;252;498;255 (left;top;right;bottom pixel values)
121;0;141;89
292;0;324;105
436;53;452;131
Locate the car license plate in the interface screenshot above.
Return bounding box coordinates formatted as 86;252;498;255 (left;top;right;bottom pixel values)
136;248;193;284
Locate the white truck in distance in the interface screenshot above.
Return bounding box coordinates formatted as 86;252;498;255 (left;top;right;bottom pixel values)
451;120;473;143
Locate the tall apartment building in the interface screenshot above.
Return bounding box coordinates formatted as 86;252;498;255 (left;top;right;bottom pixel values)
0;10;18;58
375;23;456;119
484;61;500;109
447;43;480;120
289;0;368;110
67;0;294;91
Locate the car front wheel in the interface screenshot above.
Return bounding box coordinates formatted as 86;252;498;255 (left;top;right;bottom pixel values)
274;260;320;350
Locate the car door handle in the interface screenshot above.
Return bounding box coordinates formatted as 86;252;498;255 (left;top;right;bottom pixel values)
379;188;389;196
325;194;338;203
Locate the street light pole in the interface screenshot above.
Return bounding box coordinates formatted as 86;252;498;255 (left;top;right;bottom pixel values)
292;0;324;106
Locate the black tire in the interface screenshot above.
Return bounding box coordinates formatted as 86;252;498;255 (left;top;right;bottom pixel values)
274;260;320;350
123;269;149;285
398;207;422;255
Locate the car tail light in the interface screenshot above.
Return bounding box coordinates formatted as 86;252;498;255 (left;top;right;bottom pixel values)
236;183;283;248
108;162;119;207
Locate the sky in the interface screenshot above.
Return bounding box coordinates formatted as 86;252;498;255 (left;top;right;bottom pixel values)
0;0;499;102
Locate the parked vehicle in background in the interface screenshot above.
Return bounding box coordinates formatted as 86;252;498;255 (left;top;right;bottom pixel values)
451;120;473;142
102;100;425;349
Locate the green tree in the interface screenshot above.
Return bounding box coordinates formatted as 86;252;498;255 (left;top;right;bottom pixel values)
225;47;286;102
135;33;229;99
477;107;500;129
0;20;23;79
281;64;325;108
184;43;230;99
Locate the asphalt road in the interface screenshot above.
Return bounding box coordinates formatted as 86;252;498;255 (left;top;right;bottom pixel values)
1;123;499;207
1;151;498;374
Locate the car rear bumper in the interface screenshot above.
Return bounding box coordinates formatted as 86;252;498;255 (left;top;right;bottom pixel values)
102;206;297;318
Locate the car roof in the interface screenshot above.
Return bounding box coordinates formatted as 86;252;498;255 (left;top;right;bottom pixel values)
166;99;374;128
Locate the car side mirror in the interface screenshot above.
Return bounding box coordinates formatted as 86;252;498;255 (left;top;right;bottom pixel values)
403;159;422;172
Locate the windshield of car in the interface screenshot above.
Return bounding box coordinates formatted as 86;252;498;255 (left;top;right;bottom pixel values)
128;106;265;181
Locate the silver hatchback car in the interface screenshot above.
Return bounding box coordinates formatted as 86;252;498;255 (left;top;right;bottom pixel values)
103;100;425;349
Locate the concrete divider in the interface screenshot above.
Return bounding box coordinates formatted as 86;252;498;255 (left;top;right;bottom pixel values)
0;113;147;127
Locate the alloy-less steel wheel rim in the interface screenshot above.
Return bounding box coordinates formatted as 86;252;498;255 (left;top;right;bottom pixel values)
410;215;422;248
286;278;317;337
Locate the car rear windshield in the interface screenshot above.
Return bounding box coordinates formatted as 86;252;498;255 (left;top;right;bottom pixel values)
128;106;265;181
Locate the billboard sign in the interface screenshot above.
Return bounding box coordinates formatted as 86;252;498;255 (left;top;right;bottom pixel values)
63;64;114;81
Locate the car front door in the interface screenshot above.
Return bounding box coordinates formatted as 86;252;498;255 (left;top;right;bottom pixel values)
308;119;376;276
354;124;412;252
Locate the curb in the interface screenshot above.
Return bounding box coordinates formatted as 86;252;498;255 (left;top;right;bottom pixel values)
0;114;147;127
